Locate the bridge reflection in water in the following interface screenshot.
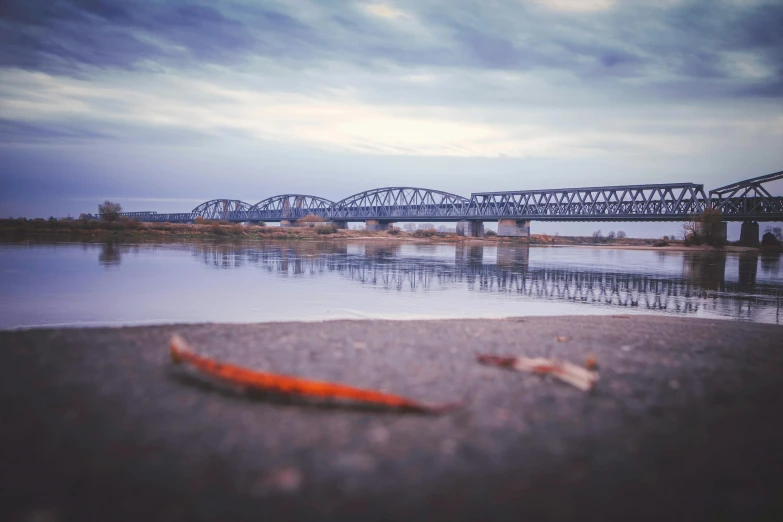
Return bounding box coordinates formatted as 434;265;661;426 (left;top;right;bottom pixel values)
188;242;782;324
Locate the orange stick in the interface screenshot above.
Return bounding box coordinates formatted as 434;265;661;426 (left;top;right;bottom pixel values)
170;335;457;413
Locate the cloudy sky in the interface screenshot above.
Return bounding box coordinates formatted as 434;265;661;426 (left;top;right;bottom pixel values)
1;0;781;236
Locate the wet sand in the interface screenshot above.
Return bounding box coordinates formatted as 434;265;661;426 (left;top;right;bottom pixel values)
2;315;782;521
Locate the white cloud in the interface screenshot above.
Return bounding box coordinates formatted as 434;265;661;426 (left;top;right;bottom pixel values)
1;61;781;164
361;3;409;19
535;0;615;13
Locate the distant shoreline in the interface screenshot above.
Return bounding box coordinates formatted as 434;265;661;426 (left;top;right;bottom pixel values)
0;219;778;254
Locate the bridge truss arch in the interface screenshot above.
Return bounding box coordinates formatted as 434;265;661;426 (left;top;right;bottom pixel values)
710;170;783;220
192;199;252;220
249;194;335;221
332;187;471;221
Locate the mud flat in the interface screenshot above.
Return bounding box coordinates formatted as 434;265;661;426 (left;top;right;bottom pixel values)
2;315;782;522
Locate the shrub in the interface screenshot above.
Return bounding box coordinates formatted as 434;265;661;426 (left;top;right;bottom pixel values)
413;228;438;238
653;238;670;247
194;216;208;224
297;214;326;226
387;228;400;235
119;216;141;230
607;230;616;239
98;200;122;222
316;224;338;234
764;226;782;241
484;230;497;237
209;223;229;236
616;230;627;239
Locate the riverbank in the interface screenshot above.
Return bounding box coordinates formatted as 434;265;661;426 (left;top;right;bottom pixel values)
2;315;782;521
2;219;779;253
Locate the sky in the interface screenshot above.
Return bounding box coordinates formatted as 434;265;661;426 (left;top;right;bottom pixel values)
1;0;781;238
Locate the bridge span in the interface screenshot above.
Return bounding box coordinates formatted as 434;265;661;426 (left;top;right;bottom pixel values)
112;170;782;243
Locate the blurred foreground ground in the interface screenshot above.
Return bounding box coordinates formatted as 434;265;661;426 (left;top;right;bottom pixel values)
2;315;782;522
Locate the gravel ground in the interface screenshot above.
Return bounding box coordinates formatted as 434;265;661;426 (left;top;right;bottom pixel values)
1;315;782;522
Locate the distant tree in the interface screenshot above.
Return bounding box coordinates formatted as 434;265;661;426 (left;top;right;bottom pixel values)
592;230;602;239
764;226;783;241
607;230;616;239
78;213;91;221
437;225;447;232
403;223;416;232
697;207;725;246
98;201;122;222
419;223;435;230
616;230;627;239
681;220;698;244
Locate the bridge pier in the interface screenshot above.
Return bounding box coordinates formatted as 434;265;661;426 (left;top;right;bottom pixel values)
739;221;760;247
365;220;393;231
497;219;530;238
456;221;485;237
694;221;728;243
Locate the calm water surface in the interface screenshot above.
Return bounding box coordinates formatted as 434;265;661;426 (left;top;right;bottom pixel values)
1;240;781;329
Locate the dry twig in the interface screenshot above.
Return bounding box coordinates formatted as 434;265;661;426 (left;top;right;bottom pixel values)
476;353;599;391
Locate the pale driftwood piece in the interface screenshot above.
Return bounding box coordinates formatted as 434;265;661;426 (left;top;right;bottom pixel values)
477;354;599;391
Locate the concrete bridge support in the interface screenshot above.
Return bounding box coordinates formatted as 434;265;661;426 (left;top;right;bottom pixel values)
739;221;760;247
365;220;393;231
695;221;728;243
497;219;530;238
456;221;485;237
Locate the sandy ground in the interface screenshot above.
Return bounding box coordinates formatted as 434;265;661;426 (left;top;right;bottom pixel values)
2;315;782;522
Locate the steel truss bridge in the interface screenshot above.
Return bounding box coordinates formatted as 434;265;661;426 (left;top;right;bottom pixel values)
116;170;783;223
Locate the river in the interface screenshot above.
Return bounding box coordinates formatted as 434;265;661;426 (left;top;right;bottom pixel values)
0;240;781;329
